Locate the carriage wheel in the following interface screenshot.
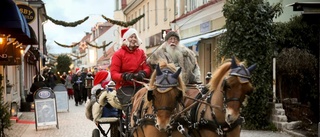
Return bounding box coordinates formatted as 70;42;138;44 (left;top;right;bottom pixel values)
92;128;100;137
110;122;120;137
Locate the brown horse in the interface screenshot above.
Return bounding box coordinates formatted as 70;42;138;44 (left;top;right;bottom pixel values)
181;57;256;137
130;61;186;137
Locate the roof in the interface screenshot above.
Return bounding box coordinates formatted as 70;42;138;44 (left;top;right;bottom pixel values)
171;0;222;23
287;2;320;13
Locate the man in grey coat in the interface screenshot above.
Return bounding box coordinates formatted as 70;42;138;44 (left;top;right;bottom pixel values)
147;31;202;84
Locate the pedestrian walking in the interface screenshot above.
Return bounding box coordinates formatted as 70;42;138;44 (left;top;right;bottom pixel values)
72;69;84;106
65;71;74;100
80;68;88;103
27;74;47;102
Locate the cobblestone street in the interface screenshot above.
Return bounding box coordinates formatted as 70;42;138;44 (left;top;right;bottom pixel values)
3;99;296;137
5;99;110;137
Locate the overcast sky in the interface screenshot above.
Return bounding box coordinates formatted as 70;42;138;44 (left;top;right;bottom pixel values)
42;0;115;54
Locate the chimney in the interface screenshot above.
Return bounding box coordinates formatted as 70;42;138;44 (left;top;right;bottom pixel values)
121;0;127;9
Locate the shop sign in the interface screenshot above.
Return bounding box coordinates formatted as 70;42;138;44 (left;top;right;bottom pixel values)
17;4;35;23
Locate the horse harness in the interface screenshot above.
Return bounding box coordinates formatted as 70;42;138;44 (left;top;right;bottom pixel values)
189;86;244;137
189;65;252;136
131;67;186;137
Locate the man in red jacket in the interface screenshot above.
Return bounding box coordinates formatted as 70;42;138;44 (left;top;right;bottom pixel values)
110;28;151;112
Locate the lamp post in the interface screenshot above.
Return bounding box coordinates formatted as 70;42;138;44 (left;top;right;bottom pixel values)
85;73;94;99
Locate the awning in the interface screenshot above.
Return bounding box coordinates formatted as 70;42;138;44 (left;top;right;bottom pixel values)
180;29;226;47
0;0;37;45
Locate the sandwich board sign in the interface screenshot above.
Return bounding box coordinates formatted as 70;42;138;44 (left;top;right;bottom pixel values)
53;84;69;112
34;87;59;131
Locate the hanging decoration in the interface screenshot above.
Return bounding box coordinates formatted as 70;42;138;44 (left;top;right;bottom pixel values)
85;41;112;49
101;14;145;27
79;42;88;51
54;41;80;48
43;14;89;27
69;53;87;59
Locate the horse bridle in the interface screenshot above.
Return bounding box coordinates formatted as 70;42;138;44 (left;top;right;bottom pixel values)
150;66;183;112
221;65;252;109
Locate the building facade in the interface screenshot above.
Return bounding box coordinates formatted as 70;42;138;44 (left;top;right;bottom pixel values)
0;0;47;112
113;0;226;82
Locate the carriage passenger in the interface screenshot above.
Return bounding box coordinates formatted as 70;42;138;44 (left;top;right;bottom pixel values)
147;31;202;85
110;28;151;113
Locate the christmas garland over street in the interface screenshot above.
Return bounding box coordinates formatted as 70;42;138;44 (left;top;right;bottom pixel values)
54;41;80;48
69;53;87;59
85;41;112;49
101;14;145;27
43;14;89;27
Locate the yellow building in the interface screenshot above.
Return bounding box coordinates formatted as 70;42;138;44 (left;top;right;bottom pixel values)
114;0;226;82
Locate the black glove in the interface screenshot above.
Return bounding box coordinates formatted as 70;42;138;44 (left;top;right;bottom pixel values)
134;71;146;81
122;73;134;81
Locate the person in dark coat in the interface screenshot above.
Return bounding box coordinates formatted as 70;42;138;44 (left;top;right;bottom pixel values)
27;75;47;102
71;69;85;106
47;71;57;89
80;68;88;103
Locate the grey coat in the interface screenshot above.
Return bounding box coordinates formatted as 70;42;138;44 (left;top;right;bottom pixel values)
64;75;73;89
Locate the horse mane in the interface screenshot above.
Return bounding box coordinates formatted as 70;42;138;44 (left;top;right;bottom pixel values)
207;58;242;92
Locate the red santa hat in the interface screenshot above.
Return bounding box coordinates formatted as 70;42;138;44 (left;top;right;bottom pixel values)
75;68;80;74
76;69;81;74
93;71;111;86
121;28;142;46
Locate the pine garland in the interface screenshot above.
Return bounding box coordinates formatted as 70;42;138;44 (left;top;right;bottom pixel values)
101;14;145;27
85;41;112;49
43;14;89;27
54;41;80;48
69;53;87;59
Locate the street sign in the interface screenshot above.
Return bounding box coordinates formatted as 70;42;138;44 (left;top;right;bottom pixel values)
34;87;59;131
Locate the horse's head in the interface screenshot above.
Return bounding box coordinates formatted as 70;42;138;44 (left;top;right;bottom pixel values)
148;61;185;132
222;57;256;125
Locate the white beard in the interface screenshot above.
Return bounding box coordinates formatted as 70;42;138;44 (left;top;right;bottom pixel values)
165;43;183;65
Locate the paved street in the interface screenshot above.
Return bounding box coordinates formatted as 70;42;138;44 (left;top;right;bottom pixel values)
5;99;293;137
6;99;111;137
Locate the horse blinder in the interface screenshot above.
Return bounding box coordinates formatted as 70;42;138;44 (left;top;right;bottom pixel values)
147;90;154;101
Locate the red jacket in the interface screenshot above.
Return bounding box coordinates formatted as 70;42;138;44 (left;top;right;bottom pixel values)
110;45;151;89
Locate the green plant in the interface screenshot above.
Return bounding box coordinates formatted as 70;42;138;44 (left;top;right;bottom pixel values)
219;0;282;129
56;54;73;75
0;86;12;137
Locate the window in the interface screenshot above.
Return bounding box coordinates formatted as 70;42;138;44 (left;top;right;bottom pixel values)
147;2;150;29
139;9;141;32
164;0;167;21
143;5;145;31
115;0;120;10
174;0;178;15
135;12;137;30
155;0;158;26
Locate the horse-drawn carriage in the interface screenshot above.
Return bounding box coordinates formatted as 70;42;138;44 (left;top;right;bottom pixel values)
88;57;256;137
